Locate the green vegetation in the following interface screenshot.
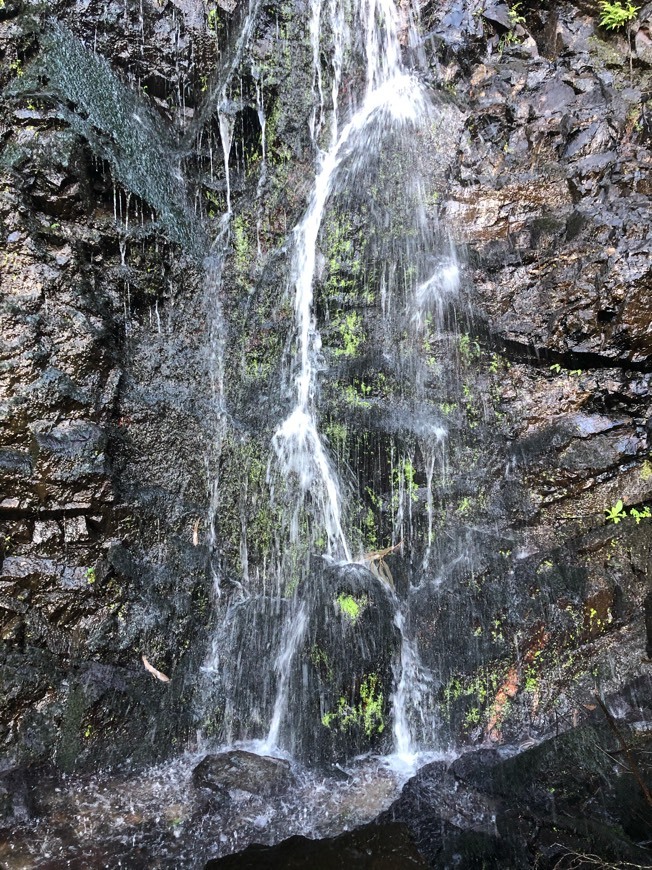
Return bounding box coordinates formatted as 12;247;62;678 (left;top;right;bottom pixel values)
309;645;334;681
508;2;526;26
323;213;367;304
598;0;638;29
343;380;372;408
629;505;651;524
205;189;220;219
362;507;378;550
336;592;368;623
456;496;471;516
321;673;384;737
86;567;96;585
324;420;348;453
392;457;418;507
602;499;651;525
458;333;481;365
207;6;221;32
231;214;251;275
498;3;526;55
332;310;365;357
605;499;627;523
550;363;582;376
464;707;481;728
443;661;510;710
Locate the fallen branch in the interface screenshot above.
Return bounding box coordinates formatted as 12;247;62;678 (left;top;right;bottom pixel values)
363;540;403;562
553;849;652;870
363;541;402;588
142;654;170;683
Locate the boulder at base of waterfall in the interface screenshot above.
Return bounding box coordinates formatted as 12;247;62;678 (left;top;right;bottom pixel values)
192;750;294;797
377;682;652;869
203;822;428;869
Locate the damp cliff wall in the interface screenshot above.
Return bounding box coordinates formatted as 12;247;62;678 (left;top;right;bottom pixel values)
0;0;650;785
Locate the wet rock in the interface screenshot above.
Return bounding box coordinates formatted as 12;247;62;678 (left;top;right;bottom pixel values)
193;750;294;798
204;822;428;869
378;683;652;867
32;520;61;545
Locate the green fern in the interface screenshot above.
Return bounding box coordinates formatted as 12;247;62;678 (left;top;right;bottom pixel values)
599;0;638;30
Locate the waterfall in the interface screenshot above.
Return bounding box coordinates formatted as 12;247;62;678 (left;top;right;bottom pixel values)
205;0;462;764
270;0;427;561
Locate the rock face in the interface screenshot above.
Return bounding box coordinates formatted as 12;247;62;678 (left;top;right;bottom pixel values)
193;750;294;797
204;822;428;869
0;0;650;857
378;677;652;868
0;0;221;777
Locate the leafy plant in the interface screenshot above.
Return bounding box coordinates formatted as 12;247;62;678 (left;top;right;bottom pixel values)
605;500;627;523
321;673;384;736
508;2;526;25
599;0;638;30
459;333;481;365
629;506;651;524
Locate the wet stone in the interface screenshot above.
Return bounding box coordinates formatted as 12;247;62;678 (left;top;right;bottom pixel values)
204;822;428;869
192;751;294;798
32;520;60;544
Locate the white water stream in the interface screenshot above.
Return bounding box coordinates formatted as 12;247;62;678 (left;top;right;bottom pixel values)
264;0;442;760
271;0;428;562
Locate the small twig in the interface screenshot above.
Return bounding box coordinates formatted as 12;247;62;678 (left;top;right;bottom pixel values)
363;540;403;562
553;849;651;870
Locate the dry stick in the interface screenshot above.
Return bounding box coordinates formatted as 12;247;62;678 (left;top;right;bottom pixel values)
363;540;403;562
594;693;652;807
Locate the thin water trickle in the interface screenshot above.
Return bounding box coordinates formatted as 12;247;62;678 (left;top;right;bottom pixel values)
217;109;234;213
414;255;460;331
263;602;309;751
205;213;234;602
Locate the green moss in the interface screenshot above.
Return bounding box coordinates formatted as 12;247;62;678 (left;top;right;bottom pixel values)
232;214;251;277
332;310;365;357
322;211;372;305
362;507;378;550
458;333;481;366
336;592;368;623
442;661;511;713
392;457;418;507
324;419;348;452
216;437;280;575
343;380;372;408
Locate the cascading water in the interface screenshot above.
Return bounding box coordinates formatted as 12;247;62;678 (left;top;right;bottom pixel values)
197;0;465;775
244;0;462;762
1;0;477;865
269;0;429;561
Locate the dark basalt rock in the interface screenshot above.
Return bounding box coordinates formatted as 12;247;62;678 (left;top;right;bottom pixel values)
193;750;294;798
203;822;428;869
378;678;652;868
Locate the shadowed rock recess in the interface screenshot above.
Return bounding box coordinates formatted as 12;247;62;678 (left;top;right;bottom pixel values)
0;0;651;866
